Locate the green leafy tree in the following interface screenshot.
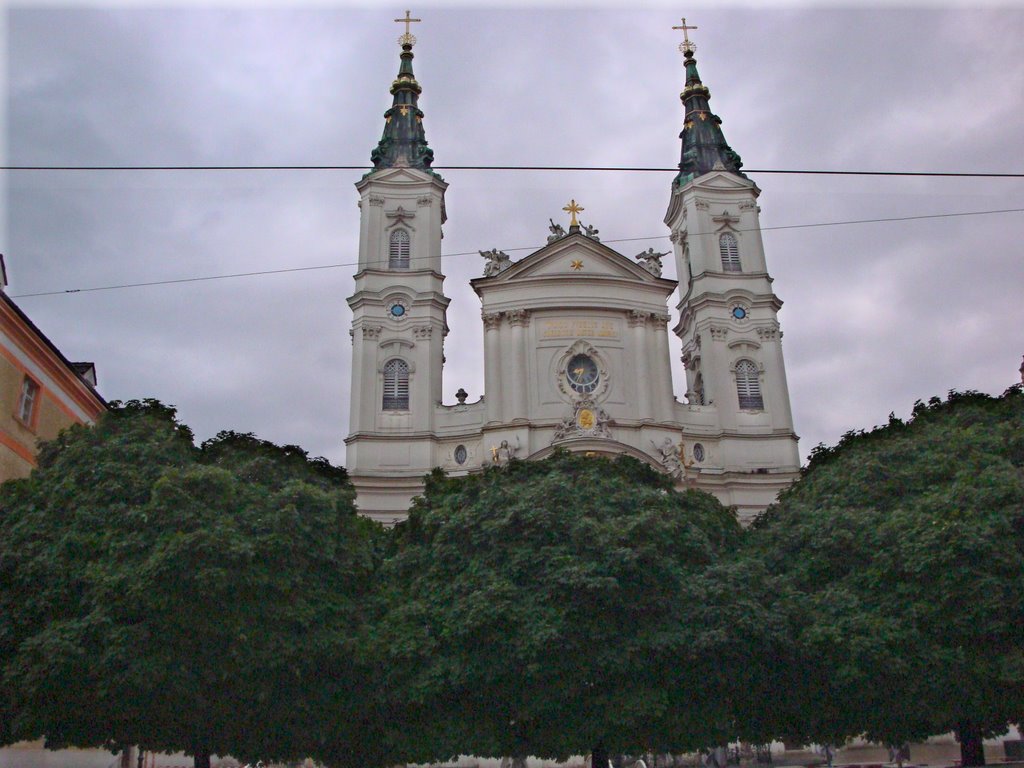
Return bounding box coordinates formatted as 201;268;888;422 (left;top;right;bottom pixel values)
375;451;777;765
0;400;381;768
747;388;1024;765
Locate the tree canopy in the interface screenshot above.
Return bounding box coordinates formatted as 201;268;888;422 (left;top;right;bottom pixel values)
374;451;783;764
5;388;1021;768
747;388;1024;764
0;400;381;768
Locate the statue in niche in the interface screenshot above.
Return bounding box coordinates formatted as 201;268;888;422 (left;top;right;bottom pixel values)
491;436;521;464
635;247;669;277
581;222;600;241
480;248;512;277
547;218;567;242
652;437;684;479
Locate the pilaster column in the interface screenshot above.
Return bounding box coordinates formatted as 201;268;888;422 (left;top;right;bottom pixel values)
628;310;653;420
482;311;503;424
652;313;675;422
506;309;530;420
350;324;381;433
348;327;365;433
756;323;794;427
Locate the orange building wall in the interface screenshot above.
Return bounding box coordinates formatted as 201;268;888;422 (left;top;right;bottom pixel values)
0;296;106;482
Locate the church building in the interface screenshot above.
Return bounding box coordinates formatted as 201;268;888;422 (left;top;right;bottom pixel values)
345;19;801;524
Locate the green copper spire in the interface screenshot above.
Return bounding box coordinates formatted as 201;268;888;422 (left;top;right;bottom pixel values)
673;46;745;186
369;33;437;175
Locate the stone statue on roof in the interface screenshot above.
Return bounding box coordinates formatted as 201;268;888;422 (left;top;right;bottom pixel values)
480;249;512;277
635;247;669;277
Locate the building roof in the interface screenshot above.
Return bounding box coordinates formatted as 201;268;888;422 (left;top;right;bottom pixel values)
368;39;439;176
674;48;746;186
0;289;107;409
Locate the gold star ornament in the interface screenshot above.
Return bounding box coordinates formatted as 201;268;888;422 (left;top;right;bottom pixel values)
571;260;584;271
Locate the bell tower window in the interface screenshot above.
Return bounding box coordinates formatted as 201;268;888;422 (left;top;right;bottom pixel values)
382;358;410;410
719;233;741;272
735;359;764;410
389;230;410;269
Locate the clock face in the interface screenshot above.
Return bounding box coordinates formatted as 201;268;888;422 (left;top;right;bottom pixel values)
731;306;747;320
566;354;599;394
389;302;407;318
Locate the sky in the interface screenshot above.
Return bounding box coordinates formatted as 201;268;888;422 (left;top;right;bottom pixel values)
3;3;1023;469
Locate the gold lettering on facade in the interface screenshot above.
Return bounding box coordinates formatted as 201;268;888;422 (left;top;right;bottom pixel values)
541;319;618;339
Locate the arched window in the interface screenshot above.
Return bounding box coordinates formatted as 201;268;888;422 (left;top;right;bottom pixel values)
735;359;764;410
382;359;410;410
389;230;410;269
719;233;741;272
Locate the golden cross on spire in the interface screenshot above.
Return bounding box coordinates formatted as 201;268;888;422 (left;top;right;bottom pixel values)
395;9;421;47
672;16;698;54
563;199;584;227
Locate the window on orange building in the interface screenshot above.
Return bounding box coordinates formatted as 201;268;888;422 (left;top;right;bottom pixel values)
17;376;40;427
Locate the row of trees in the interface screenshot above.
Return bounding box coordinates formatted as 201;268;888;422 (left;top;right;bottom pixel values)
0;390;1021;768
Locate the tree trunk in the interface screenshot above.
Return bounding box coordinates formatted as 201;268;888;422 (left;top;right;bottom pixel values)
592;744;609;768
957;723;986;767
193;747;211;768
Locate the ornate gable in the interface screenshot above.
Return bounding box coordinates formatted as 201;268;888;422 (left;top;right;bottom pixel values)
472;233;674;293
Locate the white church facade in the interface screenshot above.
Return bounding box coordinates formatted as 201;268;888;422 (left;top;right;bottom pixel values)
346;23;801;524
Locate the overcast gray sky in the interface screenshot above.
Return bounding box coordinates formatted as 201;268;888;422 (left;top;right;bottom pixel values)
4;4;1023;468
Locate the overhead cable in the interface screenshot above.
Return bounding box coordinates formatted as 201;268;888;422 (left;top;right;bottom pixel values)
11;206;1024;299
2;164;1023;178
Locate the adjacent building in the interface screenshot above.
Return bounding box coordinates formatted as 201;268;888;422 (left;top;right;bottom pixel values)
0;257;106;481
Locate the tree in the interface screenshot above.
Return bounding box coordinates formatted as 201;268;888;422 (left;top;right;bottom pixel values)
0;400;381;768
374;451;775;765
746;388;1024;765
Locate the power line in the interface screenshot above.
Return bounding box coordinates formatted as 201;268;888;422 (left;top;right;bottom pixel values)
10;206;1024;300
2;164;1023;178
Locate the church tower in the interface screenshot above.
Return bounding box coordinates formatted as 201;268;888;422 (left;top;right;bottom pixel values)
345;17;800;524
664;31;800;514
345;23;450;522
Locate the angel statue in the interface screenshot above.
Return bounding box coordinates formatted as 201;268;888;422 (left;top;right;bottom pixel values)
547;218;567;242
635;247;669;277
480;248;512;277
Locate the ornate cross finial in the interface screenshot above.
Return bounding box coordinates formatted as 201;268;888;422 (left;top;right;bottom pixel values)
395;9;421;47
672;16;698;55
563;199;584;227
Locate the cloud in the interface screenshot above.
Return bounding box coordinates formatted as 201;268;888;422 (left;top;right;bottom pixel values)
6;6;1023;470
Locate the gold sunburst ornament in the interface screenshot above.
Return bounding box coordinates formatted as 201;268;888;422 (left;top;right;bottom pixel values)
571;260;584;271
395;9;421;47
672;16;698;55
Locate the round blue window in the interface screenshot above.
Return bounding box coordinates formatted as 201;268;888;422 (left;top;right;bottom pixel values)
390;303;406;317
731;306;747;320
